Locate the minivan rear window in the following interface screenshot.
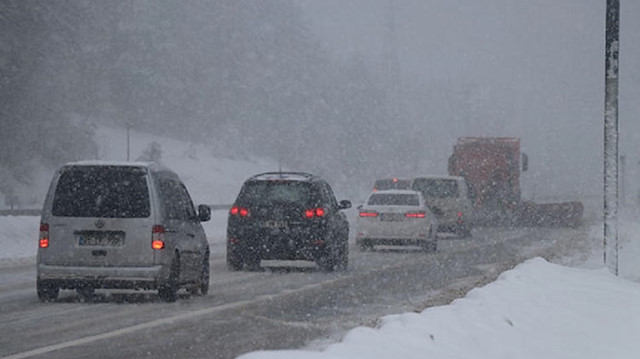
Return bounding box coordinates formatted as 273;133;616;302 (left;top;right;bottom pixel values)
52;166;150;218
412;179;458;198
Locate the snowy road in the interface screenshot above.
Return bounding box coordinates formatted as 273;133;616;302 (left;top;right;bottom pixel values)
0;226;590;359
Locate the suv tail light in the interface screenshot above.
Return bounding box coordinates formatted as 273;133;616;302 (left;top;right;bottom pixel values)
39;223;49;248
230;206;250;217
152;225;165;250
405;211;426;218
304;208;325;218
359;211;379;217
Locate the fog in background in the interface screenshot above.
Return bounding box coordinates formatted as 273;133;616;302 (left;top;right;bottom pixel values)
1;0;638;207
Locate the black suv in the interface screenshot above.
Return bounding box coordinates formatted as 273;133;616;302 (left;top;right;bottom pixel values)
227;172;351;271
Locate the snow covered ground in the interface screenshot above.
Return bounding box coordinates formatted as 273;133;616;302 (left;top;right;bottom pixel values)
2;215;639;358
2;126;639;358
236;219;640;359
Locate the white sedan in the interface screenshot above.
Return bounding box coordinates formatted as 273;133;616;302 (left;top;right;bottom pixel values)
356;190;438;252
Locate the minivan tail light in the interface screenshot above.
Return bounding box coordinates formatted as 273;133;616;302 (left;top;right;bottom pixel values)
405;211;426;218
152;225;165;250
39;223;49;248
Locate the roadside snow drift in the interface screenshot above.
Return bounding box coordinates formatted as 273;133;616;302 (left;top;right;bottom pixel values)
239;257;640;359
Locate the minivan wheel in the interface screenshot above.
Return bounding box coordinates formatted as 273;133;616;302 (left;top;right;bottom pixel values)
37;280;59;302
158;255;180;302
199;252;210;295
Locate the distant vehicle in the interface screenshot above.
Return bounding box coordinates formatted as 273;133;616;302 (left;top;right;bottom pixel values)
226;172;351;272
37;161;212;302
448;137;583;226
356;189;438;252
411;175;473;238
372;178;412;192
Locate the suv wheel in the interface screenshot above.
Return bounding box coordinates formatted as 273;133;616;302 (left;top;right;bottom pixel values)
227;251;244;271
336;242;349;271
37;279;59;302
158;254;180;302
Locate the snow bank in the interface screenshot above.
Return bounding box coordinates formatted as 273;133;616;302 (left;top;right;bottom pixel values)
239;257;640;359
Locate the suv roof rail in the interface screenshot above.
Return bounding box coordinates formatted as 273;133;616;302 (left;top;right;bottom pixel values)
249;171;316;181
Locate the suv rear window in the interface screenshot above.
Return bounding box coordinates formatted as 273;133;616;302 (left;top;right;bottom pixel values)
368;193;419;206
412;179;458;198
52;166;150;218
236;181;315;206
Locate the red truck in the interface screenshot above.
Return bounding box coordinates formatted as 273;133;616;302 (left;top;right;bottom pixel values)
447;137;583;226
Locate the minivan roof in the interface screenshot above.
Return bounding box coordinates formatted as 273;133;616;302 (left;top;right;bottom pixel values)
62;161;173;173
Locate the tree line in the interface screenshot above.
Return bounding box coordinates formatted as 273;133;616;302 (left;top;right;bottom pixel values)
0;0;433;203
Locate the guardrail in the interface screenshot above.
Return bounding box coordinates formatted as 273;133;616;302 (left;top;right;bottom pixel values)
0;209;42;216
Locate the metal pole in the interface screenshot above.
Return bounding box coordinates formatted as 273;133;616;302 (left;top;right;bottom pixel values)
604;0;620;275
127;124;131;162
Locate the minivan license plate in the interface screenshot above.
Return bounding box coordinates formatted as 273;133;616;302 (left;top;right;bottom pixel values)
77;232;124;247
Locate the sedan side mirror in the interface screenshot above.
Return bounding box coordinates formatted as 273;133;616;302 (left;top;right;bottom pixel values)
338;200;352;210
198;204;211;222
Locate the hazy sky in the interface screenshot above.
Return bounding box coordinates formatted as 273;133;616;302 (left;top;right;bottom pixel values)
298;0;639;205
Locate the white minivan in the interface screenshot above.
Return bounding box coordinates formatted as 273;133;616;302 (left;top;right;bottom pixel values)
411;175;474;238
37;161;211;302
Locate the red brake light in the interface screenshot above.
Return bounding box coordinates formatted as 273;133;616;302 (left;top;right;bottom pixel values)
39;223;49;248
359;211;379;217
457;212;463;217
231;206;249;217
405;211;426;218
305;208;325;218
152;225;165;250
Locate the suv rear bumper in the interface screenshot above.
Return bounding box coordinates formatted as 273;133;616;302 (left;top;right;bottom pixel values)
37;264;165;289
227;227;330;261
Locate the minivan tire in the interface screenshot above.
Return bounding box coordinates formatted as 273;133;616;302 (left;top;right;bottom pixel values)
158;254;180;302
199;252;210;295
37;280;59;302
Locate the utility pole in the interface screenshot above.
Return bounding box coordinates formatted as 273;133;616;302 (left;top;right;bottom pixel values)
383;0;400;123
603;0;620;275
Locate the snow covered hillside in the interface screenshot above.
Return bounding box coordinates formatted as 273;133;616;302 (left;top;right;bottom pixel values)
94;126;279;206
